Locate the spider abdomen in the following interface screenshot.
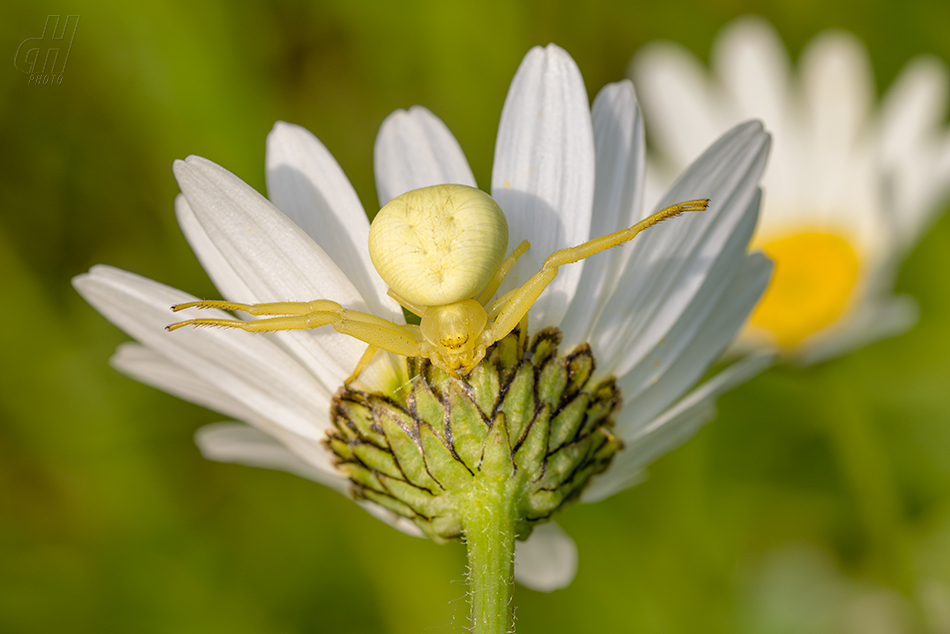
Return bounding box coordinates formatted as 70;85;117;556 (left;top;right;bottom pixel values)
369;184;509;306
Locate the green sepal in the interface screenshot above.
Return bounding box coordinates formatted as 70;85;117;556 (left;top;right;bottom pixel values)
420;424;472;490
326;325;623;543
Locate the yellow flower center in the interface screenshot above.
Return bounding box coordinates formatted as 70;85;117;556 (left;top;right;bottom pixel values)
749;231;860;349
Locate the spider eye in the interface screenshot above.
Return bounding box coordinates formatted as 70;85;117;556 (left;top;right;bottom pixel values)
369;184;508;306
439;334;469;350
420;300;488;354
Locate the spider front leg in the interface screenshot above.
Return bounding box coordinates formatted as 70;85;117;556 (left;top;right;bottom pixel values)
167;298;423;365
483;199;710;345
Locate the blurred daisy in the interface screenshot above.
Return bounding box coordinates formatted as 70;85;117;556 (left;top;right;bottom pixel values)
631;16;950;362
73;44;772;593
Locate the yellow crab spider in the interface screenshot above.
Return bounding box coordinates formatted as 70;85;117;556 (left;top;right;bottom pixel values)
167;184;709;380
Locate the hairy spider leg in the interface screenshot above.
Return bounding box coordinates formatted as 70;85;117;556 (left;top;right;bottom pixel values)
166;299;423;358
484;199;710;345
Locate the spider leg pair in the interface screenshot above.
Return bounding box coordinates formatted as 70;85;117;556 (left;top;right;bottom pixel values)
167;198;709;380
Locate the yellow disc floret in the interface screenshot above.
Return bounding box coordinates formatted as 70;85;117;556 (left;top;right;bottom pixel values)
749;231;860;349
368;184;509;307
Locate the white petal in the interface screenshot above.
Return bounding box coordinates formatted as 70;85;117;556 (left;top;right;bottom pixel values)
197;423;426;539
583;350;774;503
799;31;875;213
879;56;949;170
514;522;578;592
174;155;377;387
175;194;256;301
629;41;727;171
177;193;399;394
712;17;794;154
617;250;773;433
111;342;254;422
590;121;770;377
560;80;646;348
195;422;347;493
877;57;950;247
73;266;331;440
798;295;919;365
491;44;595;330
373;106;477;206
614;189;762;404
265;121;399;319
357;501;427;539
712;17;801;210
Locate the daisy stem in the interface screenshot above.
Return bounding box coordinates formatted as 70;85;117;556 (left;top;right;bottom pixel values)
460;478;517;634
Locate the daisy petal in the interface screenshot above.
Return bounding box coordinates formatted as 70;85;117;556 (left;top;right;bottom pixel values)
712;17;800;207
614;189;762;401
357;501;427;538
583;349;774;503
560;80;646;348
195;422;347;493
879;56;949;168
111;342;254;422
617;250;774;433
73;265;331;440
266;121;399;319
198;423;426;538
591;121;770;376
176;193;364;392
713;17;793;148
629;41;725;170
514;522;578;592
374;106;477;206
175;194;255;302
800;31;874;212
491;44;595;330
174;155;375;386
799;295;919;365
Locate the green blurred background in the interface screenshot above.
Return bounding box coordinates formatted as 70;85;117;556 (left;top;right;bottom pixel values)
2;0;950;632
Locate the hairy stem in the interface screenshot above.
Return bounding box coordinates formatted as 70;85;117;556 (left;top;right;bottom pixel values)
460;479;517;634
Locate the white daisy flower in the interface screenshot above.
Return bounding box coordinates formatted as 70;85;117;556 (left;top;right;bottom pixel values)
73;44;772;596
631;16;950;362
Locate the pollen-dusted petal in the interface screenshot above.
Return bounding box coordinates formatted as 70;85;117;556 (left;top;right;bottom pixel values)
73;265;332;441
374;106;477;207
491;44;595;330
591;121;770;377
560;80;646;349
195;422;347;493
629;41;726;171
582;349;774;504
514;522;578;592
174;155;372;386
266;121;400;320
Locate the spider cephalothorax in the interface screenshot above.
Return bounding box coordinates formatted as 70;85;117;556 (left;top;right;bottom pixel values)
168;183;708;380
